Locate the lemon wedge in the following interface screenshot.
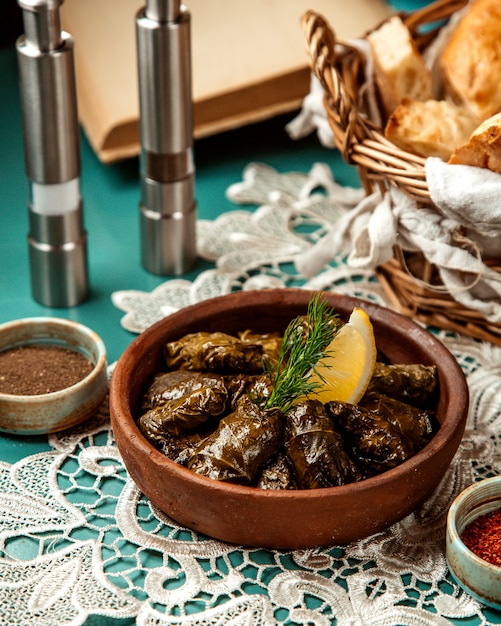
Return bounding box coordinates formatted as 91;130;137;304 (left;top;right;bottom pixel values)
307;307;377;405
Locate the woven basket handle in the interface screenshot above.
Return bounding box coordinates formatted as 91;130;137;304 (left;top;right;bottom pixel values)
301;0;470;140
301;10;370;161
301;8;456;202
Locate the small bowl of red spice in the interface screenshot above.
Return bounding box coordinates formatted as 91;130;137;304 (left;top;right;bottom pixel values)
0;317;108;435
446;476;501;610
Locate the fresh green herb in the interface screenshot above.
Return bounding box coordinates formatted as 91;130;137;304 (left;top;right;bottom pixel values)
263;293;339;413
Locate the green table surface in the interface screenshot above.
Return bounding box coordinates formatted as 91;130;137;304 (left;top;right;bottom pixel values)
0;0;432;473
0;48;358;366
0;44;360;626
1;30;499;624
0;43;358;457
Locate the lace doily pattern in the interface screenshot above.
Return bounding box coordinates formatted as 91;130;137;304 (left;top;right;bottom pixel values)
112;162;376;334
1;164;500;625
0;335;500;625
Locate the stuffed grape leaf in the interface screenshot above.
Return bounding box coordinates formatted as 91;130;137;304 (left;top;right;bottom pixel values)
327;400;414;474
365;363;438;408
165;331;269;374
142;370;225;410
255;453;298;490
139;378;229;440
284;399;362;488
187;394;283;484
360;392;436;453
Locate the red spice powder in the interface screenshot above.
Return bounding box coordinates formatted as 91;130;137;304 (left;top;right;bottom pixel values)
460;508;501;568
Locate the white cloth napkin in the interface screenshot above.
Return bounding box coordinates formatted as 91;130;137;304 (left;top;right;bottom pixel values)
286;40;382;145
286;75;336;149
288;15;501;324
426;157;501;236
296;159;501;323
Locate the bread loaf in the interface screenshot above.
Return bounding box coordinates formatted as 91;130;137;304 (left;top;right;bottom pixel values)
367;16;433;118
448;112;501;173
384;98;479;160
440;0;501;121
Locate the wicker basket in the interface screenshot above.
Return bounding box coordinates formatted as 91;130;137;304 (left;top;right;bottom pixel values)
302;0;501;346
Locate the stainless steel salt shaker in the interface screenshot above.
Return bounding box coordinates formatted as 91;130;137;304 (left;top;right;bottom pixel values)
136;0;197;275
16;0;89;307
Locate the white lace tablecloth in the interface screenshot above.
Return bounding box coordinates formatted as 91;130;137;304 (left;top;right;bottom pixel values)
1;163;500;626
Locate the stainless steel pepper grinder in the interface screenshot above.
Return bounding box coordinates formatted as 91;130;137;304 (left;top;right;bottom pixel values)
16;0;89;307
136;0;197;275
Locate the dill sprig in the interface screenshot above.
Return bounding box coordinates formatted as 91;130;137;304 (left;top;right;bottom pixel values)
263;293;339;413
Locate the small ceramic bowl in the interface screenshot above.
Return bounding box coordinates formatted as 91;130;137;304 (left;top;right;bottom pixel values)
110;289;469;549
446;476;501;610
0;317;108;435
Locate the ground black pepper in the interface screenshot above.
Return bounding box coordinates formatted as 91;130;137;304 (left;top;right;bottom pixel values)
0;345;94;395
460;508;501;568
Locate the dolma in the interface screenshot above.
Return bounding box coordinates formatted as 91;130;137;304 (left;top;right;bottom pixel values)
327;400;413;475
159;431;211;466
187;394;283;484
285;314;342;349
284;399;362;489
365;362;438;408
165;332;266;374
255;452;298;490
223;373;273;410
138;378;228;440
360;392;436;453
141;370;225;410
238;330;282;369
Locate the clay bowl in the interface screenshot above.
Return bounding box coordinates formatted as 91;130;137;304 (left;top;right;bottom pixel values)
446;476;501;609
0;317;108;435
110;289;469;549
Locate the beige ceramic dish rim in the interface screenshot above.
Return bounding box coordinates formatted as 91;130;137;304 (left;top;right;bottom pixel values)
110;288;469;548
0;317;106;400
0;317;108;433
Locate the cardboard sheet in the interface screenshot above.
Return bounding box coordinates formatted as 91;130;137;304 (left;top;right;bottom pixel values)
61;0;391;162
